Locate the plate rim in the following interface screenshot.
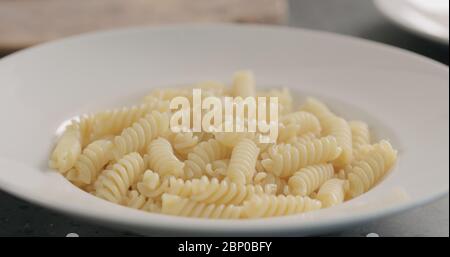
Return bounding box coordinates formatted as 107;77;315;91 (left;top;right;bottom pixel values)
374;0;449;44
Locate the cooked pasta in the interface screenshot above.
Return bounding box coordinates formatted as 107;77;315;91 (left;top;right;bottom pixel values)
112;111;170;160
346;140;397;199
261;136;342;178
94;152;145;204
49;70;398;219
279;111;321;142
79;115;95;147
286;132;317;145
124;190;162;212
190;177;273;205
300;98;353;167
124;190;148;209
146;137;184;178
70;139;112;184
184;139;232;179
243;195;322;218
324;117;353;167
253;172;287;195
161;194;243;219
49;122;82;173
226;139;260;185
299;97;335;121
137;170;171;199
205;159;229;179
288;164;335;196
349;121;371;159
169;132;200;160
231;70;255;98
91;103;167;141
316;179;349;208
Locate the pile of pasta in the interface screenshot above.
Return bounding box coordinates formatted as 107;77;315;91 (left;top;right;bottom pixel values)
49;71;397;219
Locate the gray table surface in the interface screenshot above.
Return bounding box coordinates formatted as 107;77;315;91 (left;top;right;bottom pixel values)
0;0;448;237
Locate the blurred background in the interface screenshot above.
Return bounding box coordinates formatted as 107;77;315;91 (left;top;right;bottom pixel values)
0;0;448;236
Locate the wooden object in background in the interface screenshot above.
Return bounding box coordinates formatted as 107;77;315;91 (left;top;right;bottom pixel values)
0;0;287;50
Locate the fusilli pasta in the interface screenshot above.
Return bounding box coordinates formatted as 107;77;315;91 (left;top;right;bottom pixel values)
49;122;82;173
169;132;199;160
94;152;145;204
226;139;260;185
316;179;349;208
190;177;273;205
184;139;231;179
261;136;342;178
91;103;168;140
279;111;321;142
49;70;398;219
243;195;322;218
288;164;335;196
137;170;171;198
346;140;397;199
231;70;255;98
300;98;353;167
349;121;371;158
70;139;112;184
147;137;184;178
162;194;243;219
112;111;170;160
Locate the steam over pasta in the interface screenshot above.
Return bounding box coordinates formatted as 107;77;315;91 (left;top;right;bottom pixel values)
49;71;397;219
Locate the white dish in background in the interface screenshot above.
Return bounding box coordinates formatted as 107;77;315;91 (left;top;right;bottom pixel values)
375;0;449;44
0;24;448;236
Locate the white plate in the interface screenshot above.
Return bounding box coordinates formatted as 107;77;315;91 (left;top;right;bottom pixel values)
375;0;449;44
0;24;448;236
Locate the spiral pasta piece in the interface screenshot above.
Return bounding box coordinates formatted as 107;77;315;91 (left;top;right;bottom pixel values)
349;121;371;159
137;170;171;198
71;139;113;184
91;102;168;140
300;98;353;167
189;177;273;205
243;195;322;218
253;172;287;195
184;139;232;179
167;176;201;198
205;159;229;179
288;164;335;196
226;139;260;185
161;194;243;219
214;131;270;153
124;190;147;209
261;136;342;178
78;115;95;147
169;132;199;160
49;122;82;173
231;70;255;98
112;111;170;160
287;132;317;145
299;97;335;121
94;152;145;204
324;117;353;167
147;137;184;178
279;111;321;142
316;179;349;208
346;140;397;199
124;190;162;212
